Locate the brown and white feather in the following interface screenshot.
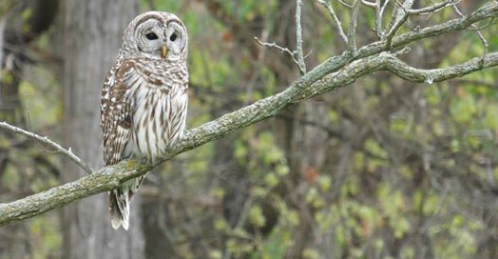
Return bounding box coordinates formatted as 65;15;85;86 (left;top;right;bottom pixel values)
100;11;188;230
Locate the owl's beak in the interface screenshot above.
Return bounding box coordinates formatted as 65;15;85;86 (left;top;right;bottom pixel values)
161;45;168;59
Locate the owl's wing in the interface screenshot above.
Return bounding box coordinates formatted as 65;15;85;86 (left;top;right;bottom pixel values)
100;59;139;165
101;58;165;230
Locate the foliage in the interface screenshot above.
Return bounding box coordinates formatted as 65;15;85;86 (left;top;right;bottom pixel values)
1;0;498;258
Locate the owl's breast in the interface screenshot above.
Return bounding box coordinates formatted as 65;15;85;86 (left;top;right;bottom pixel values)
129;81;188;163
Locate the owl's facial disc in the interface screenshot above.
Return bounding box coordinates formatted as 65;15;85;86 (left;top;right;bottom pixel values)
132;16;187;61
162;21;187;60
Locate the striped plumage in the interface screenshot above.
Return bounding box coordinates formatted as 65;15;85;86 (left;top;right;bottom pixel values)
100;11;188;230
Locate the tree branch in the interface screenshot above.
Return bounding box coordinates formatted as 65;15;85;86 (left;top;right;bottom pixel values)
0;161;150;226
1;2;497;227
0;122;93;174
311;0;349;43
295;0;307;74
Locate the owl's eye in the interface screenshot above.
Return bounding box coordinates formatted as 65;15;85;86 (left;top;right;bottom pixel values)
170;33;177;41
145;32;158;40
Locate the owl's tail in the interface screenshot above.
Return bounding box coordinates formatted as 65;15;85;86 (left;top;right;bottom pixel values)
108;176;145;230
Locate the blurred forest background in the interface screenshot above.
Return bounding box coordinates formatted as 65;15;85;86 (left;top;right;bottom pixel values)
1;0;498;258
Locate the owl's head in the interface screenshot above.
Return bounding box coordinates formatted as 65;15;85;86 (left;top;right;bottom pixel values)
120;11;188;61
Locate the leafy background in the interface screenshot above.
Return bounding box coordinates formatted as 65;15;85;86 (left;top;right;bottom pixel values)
1;0;498;258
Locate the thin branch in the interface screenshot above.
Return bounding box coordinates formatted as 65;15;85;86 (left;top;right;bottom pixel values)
311;0;349;43
1;1;497;227
379;0;392;29
254;34;307;74
403;0;461;15
379;0;392;17
254;36;297;61
453;3;489;49
348;0;361;52
0;122;94;174
335;0;353;8
384;0;413;45
385;0;460;44
361;0;377;7
375;0;382;37
296;0;307;74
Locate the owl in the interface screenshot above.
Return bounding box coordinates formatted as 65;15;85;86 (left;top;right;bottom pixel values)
100;11;189;230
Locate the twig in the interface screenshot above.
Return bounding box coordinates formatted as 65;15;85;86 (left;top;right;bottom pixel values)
374;0;392;38
295;0;307;74
385;0;464;46
0;121;94;174
254;37;297;61
379;0;392;25
453;3;489;49
335;0;353;8
348;0;361;52
379;0;392;17
374;0;382;37
254;36;307;74
403;0;461;15
361;0;377;7
311;0;349;43
384;0;413;44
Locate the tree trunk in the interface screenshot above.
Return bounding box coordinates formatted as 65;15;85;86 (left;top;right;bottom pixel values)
61;1;144;258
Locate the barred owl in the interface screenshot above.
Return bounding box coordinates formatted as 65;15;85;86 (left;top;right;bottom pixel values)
100;11;188;230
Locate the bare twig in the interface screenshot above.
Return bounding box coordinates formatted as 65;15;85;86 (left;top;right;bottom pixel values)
384;0;464;47
379;0;392;26
384;0;413;45
348;0;361;52
453;4;489;49
361;0;377;7
254;37;297;61
311;0;349;43
375;0;393;38
403;0;461;15
379;0;392;17
254;34;307;74
374;0;382;37
0;122;94;174
386;0;461;42
335;0;353;8
296;0;307;74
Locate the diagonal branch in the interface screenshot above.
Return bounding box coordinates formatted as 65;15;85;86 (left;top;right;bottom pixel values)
0;161;150;226
0;122;93;174
2;50;497;227
0;2;497;227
